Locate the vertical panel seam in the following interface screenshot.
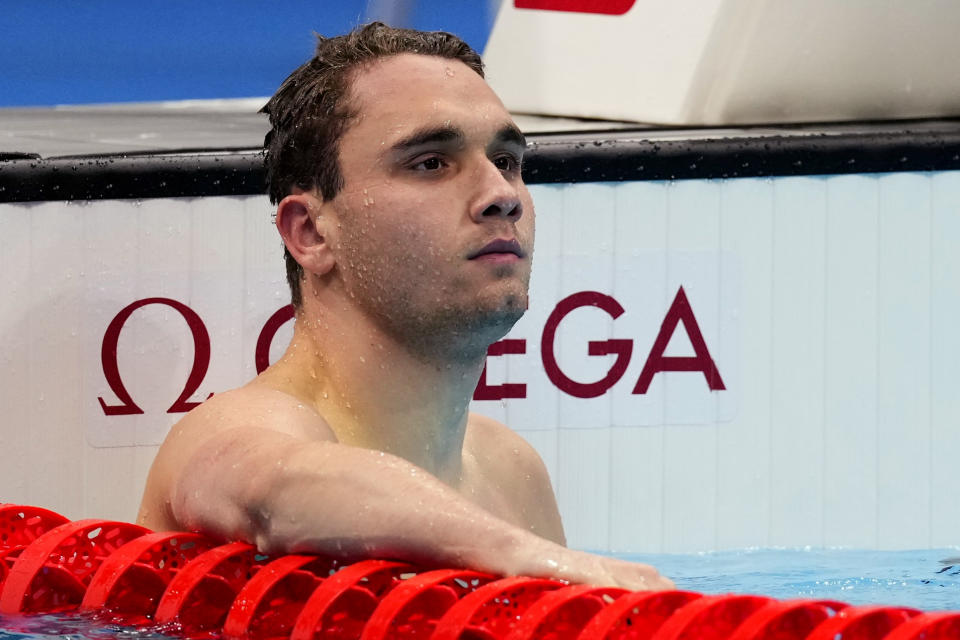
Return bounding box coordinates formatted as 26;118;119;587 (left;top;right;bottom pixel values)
821;178;830;549
606;185;618;552
874;175;881;548
767;179;777;547
660;180;671;553
554;185;564;521
927;172;935;549
79;203;90;516
714;179;723;552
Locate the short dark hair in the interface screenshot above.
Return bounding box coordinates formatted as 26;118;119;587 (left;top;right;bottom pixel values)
261;22;485;308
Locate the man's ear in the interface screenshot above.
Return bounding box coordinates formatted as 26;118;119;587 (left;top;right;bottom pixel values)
275;191;336;276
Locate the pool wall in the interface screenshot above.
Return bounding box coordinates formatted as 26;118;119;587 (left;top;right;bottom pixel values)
2;124;960;554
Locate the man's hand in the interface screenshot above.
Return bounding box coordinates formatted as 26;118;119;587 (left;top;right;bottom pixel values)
505;532;675;591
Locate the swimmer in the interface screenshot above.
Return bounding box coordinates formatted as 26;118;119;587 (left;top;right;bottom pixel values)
138;22;672;591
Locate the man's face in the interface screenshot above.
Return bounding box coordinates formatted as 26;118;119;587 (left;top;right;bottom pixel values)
324;53;535;359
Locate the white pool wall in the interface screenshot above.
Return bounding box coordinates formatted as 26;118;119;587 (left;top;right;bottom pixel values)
2;172;960;553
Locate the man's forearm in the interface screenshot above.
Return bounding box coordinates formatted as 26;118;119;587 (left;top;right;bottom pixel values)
176;430;543;570
172;428;670;590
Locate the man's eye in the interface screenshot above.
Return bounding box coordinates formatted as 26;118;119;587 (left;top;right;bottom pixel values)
412;157;444;171
494;155;521;172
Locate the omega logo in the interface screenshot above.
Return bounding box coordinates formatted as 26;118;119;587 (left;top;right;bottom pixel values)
98;286;724;416
475;286;725;401
97;299;294;416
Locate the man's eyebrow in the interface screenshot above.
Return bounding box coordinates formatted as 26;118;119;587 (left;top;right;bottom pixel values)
388;123;527;155
390;125;465;153
491;124;527;151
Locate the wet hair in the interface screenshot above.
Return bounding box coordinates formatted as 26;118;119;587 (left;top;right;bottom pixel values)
260;22;485;308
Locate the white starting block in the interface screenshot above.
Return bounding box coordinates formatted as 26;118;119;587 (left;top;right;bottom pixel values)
484;0;960;124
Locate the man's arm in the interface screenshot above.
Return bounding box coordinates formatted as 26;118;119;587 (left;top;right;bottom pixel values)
147;391;672;590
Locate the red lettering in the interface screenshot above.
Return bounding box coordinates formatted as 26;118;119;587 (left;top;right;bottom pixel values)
515;0;636;15
473;339;528;401
99;285;726;416
98;298;211;415
541;291;633;399
633;286;725;394
255;305;296;374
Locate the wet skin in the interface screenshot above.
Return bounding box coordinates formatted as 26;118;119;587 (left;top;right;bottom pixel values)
138;53;672;591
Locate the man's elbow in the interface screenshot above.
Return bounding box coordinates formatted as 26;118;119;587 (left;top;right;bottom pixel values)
170;431;284;547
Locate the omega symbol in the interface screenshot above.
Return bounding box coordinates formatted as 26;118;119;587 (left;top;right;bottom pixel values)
99;299;297;416
98;298;211;415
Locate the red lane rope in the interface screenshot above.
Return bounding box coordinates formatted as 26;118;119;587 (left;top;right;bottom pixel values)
0;505;956;640
223;554;339;640
0;504;70;589
432;576;566;639
290;559;415;640
153;541;268;635
726;599;848;640
80;530;217;622
0;518;149;614
502;584;629;639
360;568;495;639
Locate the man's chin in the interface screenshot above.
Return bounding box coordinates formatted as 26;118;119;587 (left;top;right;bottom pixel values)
432;302;525;355
381;290;530;361
477;290;528;322
471;303;527;342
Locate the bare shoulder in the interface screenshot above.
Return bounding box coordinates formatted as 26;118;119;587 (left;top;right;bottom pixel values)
465;413;543;468
152;384;336;481
172;384;335;443
138;383;335;529
464;413;566;545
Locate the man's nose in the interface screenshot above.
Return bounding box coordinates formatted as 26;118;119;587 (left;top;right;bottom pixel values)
469;160;523;222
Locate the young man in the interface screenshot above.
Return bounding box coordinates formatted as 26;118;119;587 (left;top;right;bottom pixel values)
138;23;671;591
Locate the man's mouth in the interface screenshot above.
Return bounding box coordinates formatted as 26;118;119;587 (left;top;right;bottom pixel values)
468;238;526;260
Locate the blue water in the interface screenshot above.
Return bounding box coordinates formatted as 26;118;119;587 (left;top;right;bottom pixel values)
0;549;957;639
626;548;960;611
0;614;174;640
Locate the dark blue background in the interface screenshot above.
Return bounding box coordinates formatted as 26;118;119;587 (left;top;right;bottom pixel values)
0;1;500;107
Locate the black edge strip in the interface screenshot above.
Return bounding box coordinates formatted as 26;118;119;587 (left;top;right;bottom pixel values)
2;130;960;203
523;130;960;183
0;152;266;203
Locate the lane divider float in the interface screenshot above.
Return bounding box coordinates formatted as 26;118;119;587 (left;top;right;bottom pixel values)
0;504;957;639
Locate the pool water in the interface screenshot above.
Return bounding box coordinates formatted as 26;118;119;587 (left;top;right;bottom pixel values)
627;548;960;611
0;614;175;640
0;548;956;639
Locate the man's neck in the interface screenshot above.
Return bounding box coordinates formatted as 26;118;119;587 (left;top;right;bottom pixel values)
261;304;487;485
